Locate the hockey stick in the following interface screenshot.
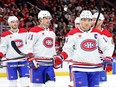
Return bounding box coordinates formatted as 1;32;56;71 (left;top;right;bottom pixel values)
11;41;103;66
0;41;28;63
27;1;41;11
11;41;26;56
0;58;54;68
94;0;102;28
65;59;103;66
1;41;50;63
0;60;54;68
1;57;25;62
11;41;53;61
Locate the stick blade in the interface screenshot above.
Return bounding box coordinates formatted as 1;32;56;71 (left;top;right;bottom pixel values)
11;41;26;56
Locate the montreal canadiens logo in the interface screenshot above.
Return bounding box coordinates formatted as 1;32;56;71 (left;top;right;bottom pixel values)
81;39;97;51
14;39;23;48
43;37;53;48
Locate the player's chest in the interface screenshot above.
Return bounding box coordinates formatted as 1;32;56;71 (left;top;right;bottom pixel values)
7;33;27;40
74;33;98;51
75;33;98;40
38;31;55;40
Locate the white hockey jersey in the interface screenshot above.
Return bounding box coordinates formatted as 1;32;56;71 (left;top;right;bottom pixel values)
101;29;114;53
26;26;56;58
0;28;28;60
62;28;114;72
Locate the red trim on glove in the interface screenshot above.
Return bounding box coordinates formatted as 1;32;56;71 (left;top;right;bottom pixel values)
27;58;35;62
0;52;4;58
104;57;113;62
28;53;33;56
60;51;68;60
26;53;34;58
105;65;112;72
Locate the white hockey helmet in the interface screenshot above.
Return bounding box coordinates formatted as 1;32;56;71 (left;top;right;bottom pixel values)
8;16;18;23
93;12;105;21
75;17;80;24
38;10;52;19
80;10;92;19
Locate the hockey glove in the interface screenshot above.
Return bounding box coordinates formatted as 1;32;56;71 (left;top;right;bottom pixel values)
26;53;35;62
26;53;34;59
103;57;113;72
29;60;39;69
26;53;39;69
53;55;64;69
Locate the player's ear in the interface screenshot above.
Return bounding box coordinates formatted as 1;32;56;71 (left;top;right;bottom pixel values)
8;23;12;27
38;18;43;24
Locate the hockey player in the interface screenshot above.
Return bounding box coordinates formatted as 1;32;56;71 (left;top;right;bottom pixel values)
65;17;80;45
53;10;114;87
74;17;80;28
0;16;29;87
92;12;114;83
66;17;80;87
26;10;56;87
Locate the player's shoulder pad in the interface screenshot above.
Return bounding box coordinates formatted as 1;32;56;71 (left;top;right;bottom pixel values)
102;29;112;37
91;28;102;35
29;26;44;33
66;28;82;37
19;28;28;33
1;30;12;37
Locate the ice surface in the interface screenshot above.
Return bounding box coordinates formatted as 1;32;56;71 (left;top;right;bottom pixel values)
0;75;116;87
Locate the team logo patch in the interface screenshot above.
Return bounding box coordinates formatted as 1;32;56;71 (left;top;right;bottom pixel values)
36;78;39;81
43;37;53;48
77;81;82;84
14;39;23;48
81;39;97;51
10;76;14;78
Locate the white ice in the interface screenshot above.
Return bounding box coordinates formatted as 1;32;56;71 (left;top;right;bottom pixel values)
0;75;116;87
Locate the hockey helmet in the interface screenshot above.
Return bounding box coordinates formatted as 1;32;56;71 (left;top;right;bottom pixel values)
8;16;18;23
93;12;105;21
80;10;92;19
38;10;52;19
75;17;80;24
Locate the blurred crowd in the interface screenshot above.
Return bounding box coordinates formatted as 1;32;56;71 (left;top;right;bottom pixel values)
0;0;116;56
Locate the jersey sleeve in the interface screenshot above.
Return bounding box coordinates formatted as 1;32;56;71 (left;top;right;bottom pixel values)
102;29;115;57
25;26;43;54
65;28;80;45
0;34;8;57
25;32;38;54
98;33;114;57
62;35;76;58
